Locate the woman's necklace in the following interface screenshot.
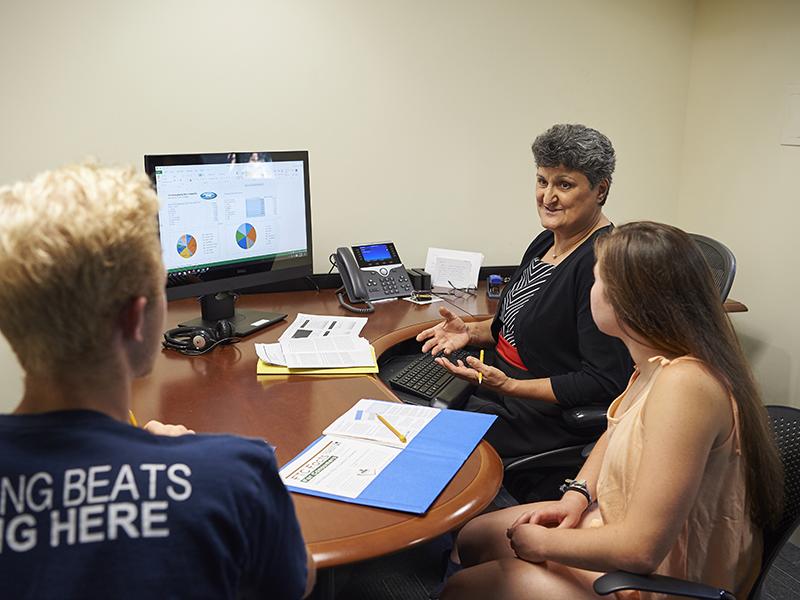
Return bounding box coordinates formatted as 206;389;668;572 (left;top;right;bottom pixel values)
552;225;600;260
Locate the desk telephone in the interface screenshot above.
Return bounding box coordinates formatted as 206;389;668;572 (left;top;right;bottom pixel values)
336;242;414;313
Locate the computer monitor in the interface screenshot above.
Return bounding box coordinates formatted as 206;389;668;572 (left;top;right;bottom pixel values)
144;151;313;337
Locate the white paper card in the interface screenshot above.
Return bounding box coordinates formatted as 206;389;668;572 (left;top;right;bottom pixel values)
425;247;484;289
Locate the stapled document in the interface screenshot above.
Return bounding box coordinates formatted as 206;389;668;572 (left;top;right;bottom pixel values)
255;345;379;375
259;336;374;369
256;313;374;370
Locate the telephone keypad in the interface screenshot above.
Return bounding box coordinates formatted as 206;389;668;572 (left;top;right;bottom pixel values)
364;266;413;301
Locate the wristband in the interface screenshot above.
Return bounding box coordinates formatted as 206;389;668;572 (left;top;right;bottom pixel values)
559;478;592;505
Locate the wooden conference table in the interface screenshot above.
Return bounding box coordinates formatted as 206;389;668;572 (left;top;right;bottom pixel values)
131;287;505;570
130;283;746;570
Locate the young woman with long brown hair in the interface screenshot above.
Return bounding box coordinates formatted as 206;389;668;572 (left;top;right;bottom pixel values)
442;221;783;599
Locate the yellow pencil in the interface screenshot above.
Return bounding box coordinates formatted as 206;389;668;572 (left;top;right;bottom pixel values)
377;414;407;443
477;349;484;384
128;409;139;427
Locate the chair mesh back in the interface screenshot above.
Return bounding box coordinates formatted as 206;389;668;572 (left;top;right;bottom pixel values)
765;406;800;549
695;241;725;291
688;234;736;301
752;406;800;598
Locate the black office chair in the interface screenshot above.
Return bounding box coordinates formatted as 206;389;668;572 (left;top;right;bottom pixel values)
689;233;737;301
500;406;606;503
593;404;800;599
502;408;605;469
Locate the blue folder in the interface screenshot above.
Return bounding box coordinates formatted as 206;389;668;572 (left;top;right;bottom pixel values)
282;409;496;514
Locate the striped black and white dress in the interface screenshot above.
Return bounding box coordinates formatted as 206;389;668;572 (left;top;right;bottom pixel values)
498;258;555;347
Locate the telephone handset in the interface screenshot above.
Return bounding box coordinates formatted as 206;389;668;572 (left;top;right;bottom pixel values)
335;242;413;313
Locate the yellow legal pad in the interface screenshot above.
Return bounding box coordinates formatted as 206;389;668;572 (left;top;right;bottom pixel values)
256;347;379;376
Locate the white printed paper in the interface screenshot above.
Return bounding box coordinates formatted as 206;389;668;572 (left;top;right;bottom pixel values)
281;336;374;368
255;343;287;366
280;436;401;498
279;313;367;343
323;399;439;448
425;247;484;289
257;313;374;368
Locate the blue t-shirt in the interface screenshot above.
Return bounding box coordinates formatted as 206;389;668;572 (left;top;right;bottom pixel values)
0;410;307;599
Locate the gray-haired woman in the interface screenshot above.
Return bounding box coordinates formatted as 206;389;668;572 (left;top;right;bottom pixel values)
417;124;633;467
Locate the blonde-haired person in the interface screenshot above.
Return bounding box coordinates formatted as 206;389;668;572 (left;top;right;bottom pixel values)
0;163;314;599
441;221;782;600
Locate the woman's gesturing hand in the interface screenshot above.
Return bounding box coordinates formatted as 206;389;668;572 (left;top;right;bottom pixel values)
415;306;470;355
435;354;510;392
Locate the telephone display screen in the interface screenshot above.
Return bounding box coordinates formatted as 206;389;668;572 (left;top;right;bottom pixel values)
352;242;401;268
360;244;392;262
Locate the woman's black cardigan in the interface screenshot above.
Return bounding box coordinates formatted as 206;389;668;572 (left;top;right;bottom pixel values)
490;226;633;409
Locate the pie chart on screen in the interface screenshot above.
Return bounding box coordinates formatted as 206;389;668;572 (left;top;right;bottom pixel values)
236;223;257;250
177;234;197;258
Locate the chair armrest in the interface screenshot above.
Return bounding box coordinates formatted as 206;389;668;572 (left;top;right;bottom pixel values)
503;444;588;471
501;408;604;473
593;571;736;600
562;406;607;431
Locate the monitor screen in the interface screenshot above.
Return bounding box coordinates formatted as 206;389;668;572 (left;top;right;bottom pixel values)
144;151;313;301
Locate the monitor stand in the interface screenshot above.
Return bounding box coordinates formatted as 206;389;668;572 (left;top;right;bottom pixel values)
178;291;287;337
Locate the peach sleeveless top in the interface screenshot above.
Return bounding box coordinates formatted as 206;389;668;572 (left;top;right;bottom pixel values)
596;356;761;600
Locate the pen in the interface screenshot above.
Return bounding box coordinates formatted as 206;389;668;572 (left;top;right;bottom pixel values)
128;409;139;427
377;414;407;443
477;349;484;384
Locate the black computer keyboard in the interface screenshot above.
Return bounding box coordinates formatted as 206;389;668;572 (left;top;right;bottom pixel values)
387;349;478;403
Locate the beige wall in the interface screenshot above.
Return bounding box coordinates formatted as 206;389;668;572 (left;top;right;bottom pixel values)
0;0;696;411
676;0;800;410
0;338;22;413
2;0;798;411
